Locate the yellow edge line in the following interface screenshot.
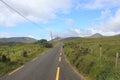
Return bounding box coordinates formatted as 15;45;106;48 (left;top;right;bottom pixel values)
8;65;24;75
60;53;62;56
59;57;61;62
32;57;38;62
55;67;60;80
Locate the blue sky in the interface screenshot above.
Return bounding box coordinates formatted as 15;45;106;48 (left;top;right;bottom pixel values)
0;0;120;40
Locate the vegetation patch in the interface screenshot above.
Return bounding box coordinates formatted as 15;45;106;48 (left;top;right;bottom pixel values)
0;39;54;76
63;36;120;80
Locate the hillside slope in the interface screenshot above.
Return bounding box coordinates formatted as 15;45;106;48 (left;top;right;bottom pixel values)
90;33;103;38
63;35;120;80
0;37;37;43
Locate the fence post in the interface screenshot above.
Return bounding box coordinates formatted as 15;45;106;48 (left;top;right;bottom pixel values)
115;52;119;68
100;47;102;65
91;48;93;54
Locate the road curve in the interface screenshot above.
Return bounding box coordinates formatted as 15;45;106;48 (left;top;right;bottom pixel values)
0;43;83;80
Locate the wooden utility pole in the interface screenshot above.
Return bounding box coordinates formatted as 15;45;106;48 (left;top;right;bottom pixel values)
50;31;53;41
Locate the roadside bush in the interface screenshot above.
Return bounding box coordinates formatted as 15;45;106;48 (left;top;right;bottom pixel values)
0;52;2;60
23;51;28;57
45;43;53;48
38;39;53;48
1;54;10;62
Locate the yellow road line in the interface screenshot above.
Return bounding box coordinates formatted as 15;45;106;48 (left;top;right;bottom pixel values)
55;67;60;80
32;57;38;62
59;57;61;62
60;53;62;56
61;47;62;51
8;65;24;75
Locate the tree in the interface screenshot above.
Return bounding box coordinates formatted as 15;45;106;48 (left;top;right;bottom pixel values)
38;39;47;44
38;39;53;48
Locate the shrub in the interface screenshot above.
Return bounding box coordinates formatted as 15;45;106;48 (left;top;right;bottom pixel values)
45;43;53;48
0;52;2;60
23;51;28;57
38;39;53;48
1;54;10;62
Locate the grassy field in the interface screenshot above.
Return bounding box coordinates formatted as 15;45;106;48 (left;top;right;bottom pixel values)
63;36;120;80
0;42;52;76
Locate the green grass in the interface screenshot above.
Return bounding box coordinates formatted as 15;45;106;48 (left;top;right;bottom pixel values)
63;36;120;80
0;43;50;76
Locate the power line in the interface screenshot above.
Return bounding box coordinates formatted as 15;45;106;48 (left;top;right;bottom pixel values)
0;0;54;40
0;0;42;28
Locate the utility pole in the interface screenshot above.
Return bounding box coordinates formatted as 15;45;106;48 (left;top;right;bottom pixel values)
50;31;53;41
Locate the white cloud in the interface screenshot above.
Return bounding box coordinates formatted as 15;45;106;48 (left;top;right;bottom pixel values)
101;9;111;19
0;32;32;38
75;0;120;36
0;0;72;26
65;18;74;26
0;32;11;38
93;9;120;35
27;35;35;38
58;28;92;38
0;4;24;26
77;0;120;9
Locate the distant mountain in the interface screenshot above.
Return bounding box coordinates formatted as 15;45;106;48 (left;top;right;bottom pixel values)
52;37;62;41
0;37;37;43
51;37;80;42
90;33;104;38
61;37;80;41
114;34;120;37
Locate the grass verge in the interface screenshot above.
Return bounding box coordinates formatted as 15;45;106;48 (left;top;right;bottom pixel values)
0;43;51;76
63;36;120;80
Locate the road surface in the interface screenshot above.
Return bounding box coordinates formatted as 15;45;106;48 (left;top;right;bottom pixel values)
0;43;83;80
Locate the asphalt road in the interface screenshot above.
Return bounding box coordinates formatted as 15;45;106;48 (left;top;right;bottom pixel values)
0;43;83;80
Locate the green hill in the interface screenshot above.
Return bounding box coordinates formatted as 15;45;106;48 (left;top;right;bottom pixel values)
0;37;37;43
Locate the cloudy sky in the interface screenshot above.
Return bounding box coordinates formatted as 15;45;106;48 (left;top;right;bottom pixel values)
0;0;120;40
